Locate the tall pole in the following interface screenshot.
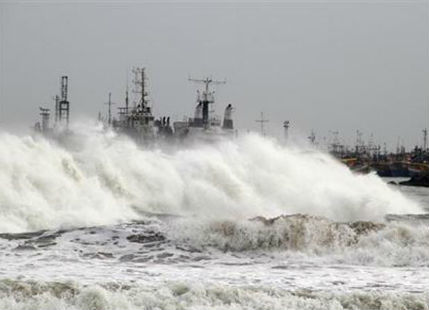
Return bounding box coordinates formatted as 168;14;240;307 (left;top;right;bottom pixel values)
356;130;363;154
105;92;116;126
141;68;145;108
125;79;129;116
59;76;70;128
108;92;112;125
255;112;269;136
53;95;59;123
132;67;149;109
423;128;427;150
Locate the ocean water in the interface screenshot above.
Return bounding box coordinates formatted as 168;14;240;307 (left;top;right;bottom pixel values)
0;124;428;310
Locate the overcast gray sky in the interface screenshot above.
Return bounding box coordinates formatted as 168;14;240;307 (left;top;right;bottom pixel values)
1;1;428;150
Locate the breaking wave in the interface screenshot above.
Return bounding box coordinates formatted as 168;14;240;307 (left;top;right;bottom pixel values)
0;279;427;310
2;213;429;267
0;122;423;233
165;214;429;266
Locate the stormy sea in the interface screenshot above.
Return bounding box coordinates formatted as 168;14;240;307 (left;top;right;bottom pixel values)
0;123;428;310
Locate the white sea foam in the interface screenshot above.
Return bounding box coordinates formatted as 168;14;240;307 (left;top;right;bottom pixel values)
0;279;427;310
0;122;423;233
165;214;429;266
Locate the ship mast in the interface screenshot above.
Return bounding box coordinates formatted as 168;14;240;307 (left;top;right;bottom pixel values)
189;77;226;128
104;92;116;126
423;128;427;150
132;67;149;109
125;78;129;116
58;76;70;128
53;95;60;124
255;112;269;136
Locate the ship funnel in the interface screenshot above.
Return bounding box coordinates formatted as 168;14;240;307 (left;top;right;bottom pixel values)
223;104;234;130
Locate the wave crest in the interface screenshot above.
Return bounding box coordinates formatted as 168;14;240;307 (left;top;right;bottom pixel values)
0;123;423;233
168;214;429;266
0;279;427;310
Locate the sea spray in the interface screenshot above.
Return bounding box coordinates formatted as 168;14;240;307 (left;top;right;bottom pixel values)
0;123;422;233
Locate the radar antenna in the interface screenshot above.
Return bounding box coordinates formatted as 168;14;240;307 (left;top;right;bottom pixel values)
188;76;226;127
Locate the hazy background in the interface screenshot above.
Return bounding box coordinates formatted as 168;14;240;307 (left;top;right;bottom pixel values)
0;1;428;150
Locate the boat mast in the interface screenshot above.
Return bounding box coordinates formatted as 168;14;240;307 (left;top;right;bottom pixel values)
58;76;70;128
132;67;149;109
255;112;269;136
188;77;226;127
104;92;116;126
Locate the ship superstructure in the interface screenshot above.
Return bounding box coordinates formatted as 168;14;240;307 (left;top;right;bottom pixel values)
109;67;162;142
173;77;234;140
34;68;235;144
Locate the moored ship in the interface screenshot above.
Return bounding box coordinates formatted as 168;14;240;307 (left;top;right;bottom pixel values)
33;68;235;144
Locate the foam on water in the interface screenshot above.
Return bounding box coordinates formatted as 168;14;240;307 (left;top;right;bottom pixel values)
0;279;427;310
1;214;428;268
165;214;429;267
0;122;423;233
0;215;428;309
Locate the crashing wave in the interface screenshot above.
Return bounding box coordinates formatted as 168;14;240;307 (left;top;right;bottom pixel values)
162;214;429;266
0;123;423;233
2;213;427;267
0;279;427;310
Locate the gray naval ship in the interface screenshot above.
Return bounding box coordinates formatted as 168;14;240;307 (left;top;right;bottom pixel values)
34;67;235;144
